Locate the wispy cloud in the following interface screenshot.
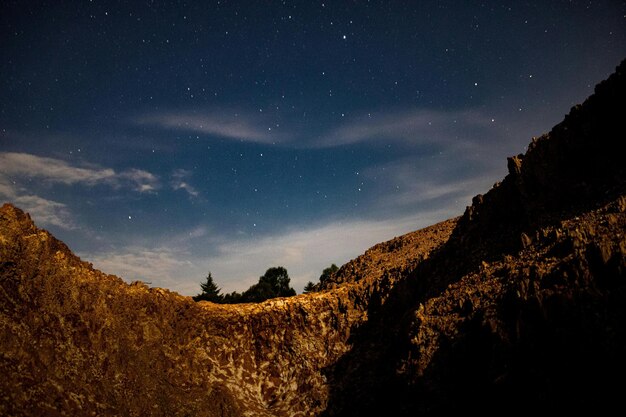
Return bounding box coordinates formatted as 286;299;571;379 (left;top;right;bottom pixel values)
85;246;195;289
0;176;75;229
0;152;160;229
81;209;456;296
136;110;283;144
204;214;450;293
0;152;159;193
362;156;501;213
73;106;516;295
136;107;506;151
0;152;115;185
170;169;199;197
316;108;502;149
120;169;160;193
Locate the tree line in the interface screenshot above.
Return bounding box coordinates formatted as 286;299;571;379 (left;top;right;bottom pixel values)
193;263;339;303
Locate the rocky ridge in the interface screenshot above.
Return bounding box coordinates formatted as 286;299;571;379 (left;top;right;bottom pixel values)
1;59;625;416
0;204;454;416
320;59;626;415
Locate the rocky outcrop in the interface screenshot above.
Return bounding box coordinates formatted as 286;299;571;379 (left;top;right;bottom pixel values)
0;203;454;417
326;194;626;416
1;59;625;416
320;59;626;415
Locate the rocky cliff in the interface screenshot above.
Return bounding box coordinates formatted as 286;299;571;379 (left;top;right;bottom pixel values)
321;59;626;415
0;203;454;417
1;60;625;416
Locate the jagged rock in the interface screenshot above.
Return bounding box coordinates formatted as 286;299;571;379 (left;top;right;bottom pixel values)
520;232;532;248
507;154;523;176
1;59;626;416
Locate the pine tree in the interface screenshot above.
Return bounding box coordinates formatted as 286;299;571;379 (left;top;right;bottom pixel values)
303;281;316;293
193;272;223;302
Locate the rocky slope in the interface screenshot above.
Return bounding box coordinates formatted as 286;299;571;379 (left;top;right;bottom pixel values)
1;59;625;416
0;205;454;417
321;59;626;415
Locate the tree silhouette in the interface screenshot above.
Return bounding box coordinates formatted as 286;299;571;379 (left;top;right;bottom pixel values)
259;266;296;297
319;263;339;285
193;272;223;302
222;291;242;304
239;267;296;303
303;281;316;293
195;267;297;304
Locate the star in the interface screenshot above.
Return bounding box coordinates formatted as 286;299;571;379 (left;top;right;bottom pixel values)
1;0;621;297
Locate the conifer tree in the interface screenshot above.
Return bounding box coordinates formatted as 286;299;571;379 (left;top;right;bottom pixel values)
193;272;223;302
303;281;316;293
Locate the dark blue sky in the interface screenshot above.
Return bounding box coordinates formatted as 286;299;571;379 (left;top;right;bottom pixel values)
1;1;624;294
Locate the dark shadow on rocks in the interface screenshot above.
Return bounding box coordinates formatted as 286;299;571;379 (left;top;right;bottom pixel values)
321;59;626;416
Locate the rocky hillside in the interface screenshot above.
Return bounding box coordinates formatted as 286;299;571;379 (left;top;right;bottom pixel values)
321;59;626;415
1;59;625;416
0;205;454;417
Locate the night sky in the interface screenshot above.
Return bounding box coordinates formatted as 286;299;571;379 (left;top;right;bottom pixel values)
1;1;624;295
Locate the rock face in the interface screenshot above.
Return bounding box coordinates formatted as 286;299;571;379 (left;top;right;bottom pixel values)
320;59;626;415
0;205;455;417
1;60;625;416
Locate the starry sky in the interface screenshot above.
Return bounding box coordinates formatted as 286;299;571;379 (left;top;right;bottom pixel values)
1;1;625;295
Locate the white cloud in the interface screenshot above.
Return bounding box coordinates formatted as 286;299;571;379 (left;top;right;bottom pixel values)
136;111;282;144
0;152;115;185
362;157;501;212
120;169;160;193
136;107;509;151
0;152;159;193
313;108;501;149
204;216;447;293
85;246;196;290
0;176;75;229
0;152;161;229
12;194;75;229
81;209;457;297
0;174;76;230
31;105;517;294
170;169;199;197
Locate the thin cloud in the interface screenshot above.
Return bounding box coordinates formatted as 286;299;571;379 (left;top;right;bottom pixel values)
0;152;115;185
315;108;500;148
136;111;283;144
136;107;505;151
363;157;501;212
0;176;75;229
85;246;194;290
79;222;213;295
120;169;160;193
82;210;456;296
13;194;75;229
0;152;160;229
171;169;199;197
0;152;160;193
205;215;444;293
